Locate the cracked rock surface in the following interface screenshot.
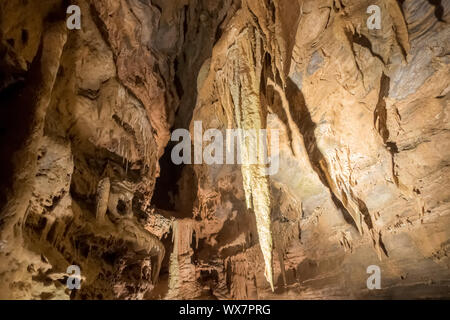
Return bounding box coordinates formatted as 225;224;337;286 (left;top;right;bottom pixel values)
0;0;449;299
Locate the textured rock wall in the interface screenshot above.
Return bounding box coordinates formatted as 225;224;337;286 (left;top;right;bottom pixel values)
0;0;449;299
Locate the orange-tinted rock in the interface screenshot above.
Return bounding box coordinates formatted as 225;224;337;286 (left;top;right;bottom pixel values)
0;0;448;300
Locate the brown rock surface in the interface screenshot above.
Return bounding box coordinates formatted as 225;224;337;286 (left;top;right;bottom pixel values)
0;0;449;299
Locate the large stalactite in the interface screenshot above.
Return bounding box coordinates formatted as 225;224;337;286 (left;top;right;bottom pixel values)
230;27;274;291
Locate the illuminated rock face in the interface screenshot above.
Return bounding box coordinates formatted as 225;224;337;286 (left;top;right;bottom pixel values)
0;0;449;300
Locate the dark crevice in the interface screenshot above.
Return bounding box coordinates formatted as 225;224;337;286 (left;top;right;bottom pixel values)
427;0;446;22
6;39;15;48
173;59;184;100
182;5;188;43
357;198;372;230
374;73;401;187
350;33;385;65
378;234;389;258
397;0;406;16
21;29;29;44
0;37;44;214
146;227;172;299
151;141;184;212
374;73;391;143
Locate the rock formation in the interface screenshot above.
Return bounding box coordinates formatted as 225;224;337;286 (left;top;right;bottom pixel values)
0;0;449;299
